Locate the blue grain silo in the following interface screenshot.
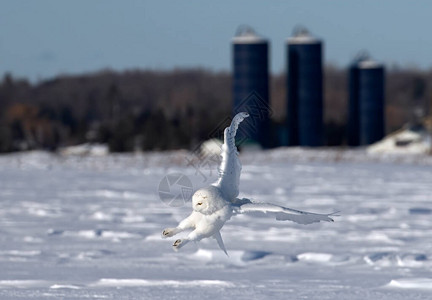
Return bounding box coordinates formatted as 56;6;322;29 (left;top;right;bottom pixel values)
347;53;385;146
286;27;323;147
232;25;271;148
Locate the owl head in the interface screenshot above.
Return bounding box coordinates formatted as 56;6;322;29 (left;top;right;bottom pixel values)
192;186;227;215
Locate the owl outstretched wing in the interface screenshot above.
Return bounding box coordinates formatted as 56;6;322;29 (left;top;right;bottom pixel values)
212;112;249;200
234;198;339;225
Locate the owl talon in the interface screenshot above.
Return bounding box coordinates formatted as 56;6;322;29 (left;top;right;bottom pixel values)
173;239;183;251
173;239;187;251
162;228;175;238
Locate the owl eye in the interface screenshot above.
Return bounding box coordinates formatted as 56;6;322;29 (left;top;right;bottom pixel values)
197;202;203;206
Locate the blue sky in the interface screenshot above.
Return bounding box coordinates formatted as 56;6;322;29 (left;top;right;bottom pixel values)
1;0;432;81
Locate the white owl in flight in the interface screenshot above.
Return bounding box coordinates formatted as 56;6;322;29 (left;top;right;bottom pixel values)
162;112;338;254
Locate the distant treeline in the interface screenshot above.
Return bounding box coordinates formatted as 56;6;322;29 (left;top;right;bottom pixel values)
0;67;430;152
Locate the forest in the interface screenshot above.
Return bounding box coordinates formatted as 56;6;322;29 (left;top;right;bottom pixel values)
0;66;430;153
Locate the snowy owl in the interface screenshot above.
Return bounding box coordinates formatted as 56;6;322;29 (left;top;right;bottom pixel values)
162;112;337;254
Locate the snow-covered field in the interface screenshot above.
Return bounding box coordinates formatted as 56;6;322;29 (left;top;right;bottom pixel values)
0;149;431;299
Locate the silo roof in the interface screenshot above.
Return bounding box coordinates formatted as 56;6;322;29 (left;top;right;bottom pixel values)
232;25;267;44
357;59;383;69
352;51;383;69
287;26;320;44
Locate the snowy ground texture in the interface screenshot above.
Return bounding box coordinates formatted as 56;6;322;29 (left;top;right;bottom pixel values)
0;148;432;299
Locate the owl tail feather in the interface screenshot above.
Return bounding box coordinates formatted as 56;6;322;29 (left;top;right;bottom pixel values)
213;231;228;256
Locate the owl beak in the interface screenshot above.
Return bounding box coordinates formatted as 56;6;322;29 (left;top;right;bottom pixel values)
197;202;203;206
